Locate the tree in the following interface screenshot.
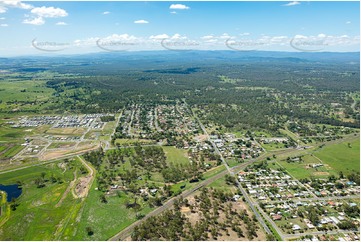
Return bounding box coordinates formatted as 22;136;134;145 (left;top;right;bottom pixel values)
338;220;357;230
347;172;360;185
10;197;18;211
335;182;344;189
136;213;145;220
266;234;275;241
86;226;94;236
99;194;107;203
50;174;57;183
339;171;344;179
41;172;46;180
225;175;237;186
34;177;45;188
80;166;87;174
308;209;320;225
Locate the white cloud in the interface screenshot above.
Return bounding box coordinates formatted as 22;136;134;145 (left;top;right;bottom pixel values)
2;1;33;10
204;38;218;44
201;35;214;40
56;21;67;25
0;6;7;13
170;33;188;40
240;32;250;36
170;11;177;14
74;37;99;47
0;23;8;27
23;16;45;25
169;4;190;10
103;11;110;15
271;36;288;42
282;1;300;7
346;21;351;24
134;19;149;24
150;34;169;40
31;6;68;18
293;34;307;39
102;34;139;41
220;33;232;39
0;17;6;20
289;34;360;49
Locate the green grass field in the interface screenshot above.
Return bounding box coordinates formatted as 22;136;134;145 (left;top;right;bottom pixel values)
0;126;27;142
202;165;226;178
72;181;153;241
208;176;236;192
277;155;332;179
260;142;287;151
0;159;83;240
163;146;190;165
226;158;241;168
277;138;360;179
0;80;54;112
0;145;6;152
1;145;23;158
314;138;360;175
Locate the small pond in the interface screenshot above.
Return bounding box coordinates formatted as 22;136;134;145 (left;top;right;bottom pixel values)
0;184;22;202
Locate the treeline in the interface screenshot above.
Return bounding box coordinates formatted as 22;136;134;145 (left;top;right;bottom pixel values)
132;187;265;240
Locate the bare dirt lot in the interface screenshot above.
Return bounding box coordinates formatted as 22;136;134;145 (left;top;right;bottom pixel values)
40;143;99;161
46;127;87;135
74;175;92;198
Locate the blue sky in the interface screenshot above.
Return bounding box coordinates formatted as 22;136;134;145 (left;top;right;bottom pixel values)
0;1;359;56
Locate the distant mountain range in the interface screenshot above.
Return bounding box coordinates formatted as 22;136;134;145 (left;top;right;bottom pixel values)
3;50;359;63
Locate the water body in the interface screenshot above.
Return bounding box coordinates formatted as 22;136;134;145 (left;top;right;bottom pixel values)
0;184;22;202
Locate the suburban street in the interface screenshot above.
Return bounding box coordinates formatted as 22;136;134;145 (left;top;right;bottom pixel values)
191;107;273;236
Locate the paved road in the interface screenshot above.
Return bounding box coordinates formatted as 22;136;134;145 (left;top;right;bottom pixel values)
265;195;360;204
286;229;359;240
189;105;273;236
127;106;136;136
154;107;162;132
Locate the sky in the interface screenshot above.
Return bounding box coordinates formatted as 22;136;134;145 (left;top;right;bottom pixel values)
0;1;359;56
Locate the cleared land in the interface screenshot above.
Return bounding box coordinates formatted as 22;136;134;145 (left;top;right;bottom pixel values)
314;138;360;175
277;138;359;179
